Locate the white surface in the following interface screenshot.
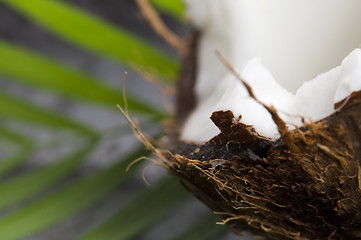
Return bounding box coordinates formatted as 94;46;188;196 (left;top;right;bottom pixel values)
182;0;361;142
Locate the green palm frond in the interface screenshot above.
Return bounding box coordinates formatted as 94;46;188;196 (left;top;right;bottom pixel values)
150;0;185;19
2;0;179;81
0;1;238;239
0;40;165;119
0;128;33;175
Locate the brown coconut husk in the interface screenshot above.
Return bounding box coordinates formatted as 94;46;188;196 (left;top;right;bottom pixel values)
133;2;361;239
162;34;361;239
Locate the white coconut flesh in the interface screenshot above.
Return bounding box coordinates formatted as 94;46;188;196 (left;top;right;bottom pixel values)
181;0;361;143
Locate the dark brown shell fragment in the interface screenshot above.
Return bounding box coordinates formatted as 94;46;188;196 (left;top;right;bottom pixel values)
209;110;262;145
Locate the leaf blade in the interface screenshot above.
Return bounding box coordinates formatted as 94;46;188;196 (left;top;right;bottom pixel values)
0;140;96;212
0;91;93;134
0;40;166;120
79;178;190;240
0;128;33;176
172;213;226;240
0;147;149;240
1;0;179;81
150;0;185;19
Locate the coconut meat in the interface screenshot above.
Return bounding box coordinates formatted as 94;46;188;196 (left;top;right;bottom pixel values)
181;0;361;143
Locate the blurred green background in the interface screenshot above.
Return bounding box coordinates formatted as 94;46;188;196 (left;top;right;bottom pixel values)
0;0;247;239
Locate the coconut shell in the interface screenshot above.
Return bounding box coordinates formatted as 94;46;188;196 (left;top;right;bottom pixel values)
163;33;361;240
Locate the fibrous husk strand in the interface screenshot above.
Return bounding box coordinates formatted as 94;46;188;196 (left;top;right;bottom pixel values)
135;0;186;55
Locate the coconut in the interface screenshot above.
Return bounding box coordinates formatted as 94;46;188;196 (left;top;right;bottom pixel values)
166;40;361;239
132;1;361;239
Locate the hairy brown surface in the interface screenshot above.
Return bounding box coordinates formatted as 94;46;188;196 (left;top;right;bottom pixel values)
164;94;361;239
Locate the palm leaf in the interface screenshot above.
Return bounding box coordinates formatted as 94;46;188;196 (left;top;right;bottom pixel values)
0;39;166;120
0;147;147;239
0;1;233;239
150;0;185;19
79;178;189;240
1;0;178;82
172;213;226;240
0;143;95;212
0;128;33;176
0;92;93;133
